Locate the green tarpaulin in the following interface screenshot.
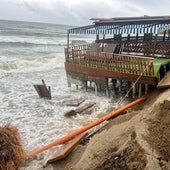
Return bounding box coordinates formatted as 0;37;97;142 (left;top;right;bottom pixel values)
154;58;170;77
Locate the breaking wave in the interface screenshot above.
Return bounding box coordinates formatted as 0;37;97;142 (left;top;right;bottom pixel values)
0;38;67;47
0;56;65;72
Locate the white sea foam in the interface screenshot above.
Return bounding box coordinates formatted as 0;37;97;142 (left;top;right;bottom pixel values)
0;54;122;170
0;20;125;170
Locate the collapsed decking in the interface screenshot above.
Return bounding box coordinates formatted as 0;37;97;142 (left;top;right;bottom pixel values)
64;16;170;97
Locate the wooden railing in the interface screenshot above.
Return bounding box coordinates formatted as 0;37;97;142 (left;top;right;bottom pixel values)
65;45;155;76
65;44;91;62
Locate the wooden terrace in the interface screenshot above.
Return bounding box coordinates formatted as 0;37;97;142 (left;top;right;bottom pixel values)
65;16;170;97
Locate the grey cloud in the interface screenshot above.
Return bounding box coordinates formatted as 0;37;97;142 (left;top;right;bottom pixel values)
0;0;170;25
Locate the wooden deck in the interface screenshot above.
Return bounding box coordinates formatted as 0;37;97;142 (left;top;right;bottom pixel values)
65;44;157;85
65;16;170;97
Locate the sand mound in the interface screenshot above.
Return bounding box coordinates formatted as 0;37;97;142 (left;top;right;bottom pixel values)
74;126;147;170
146;98;170;169
52;89;170;170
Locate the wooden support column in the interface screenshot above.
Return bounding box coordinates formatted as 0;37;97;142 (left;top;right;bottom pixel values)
84;81;87;91
66;31;70;61
138;83;142;97
126;82;130;98
132;83;136;98
94;83;98;96
106;85;109;97
111;79;116;96
68;82;71;87
118;80;122;93
105;78;109;97
98;84;102;92
145;84;148;95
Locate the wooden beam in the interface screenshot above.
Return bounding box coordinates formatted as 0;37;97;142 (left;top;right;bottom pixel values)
46;133;87;164
65;63;157;85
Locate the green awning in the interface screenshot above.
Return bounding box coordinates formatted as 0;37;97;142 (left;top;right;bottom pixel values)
153;58;170;77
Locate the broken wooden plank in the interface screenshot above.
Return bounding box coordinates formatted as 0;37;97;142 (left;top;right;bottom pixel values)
46;132;87;164
42;79;52;99
157;71;170;89
64;102;96;117
34;84;44;98
64;110;77;117
34;79;52;99
75;102;96;113
63;98;86;107
82;109;93;115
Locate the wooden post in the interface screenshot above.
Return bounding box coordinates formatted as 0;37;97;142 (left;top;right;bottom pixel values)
84;81;87;91
105;78;109;97
68;82;71;87
138;83;142;97
132;83;136;98
106;85;109;97
76;85;78;90
94;82;98;96
66;31;70;62
126;81;130;98
118;80;122;93
145;84;148;95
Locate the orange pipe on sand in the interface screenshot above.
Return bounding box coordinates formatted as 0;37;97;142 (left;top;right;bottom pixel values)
27;97;145;158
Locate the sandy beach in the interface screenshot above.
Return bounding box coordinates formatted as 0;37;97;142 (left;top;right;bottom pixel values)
47;88;170;170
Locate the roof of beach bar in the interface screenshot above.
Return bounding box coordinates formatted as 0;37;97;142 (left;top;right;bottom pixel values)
68;16;170;35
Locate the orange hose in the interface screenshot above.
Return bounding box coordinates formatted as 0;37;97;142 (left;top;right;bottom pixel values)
27;97;145;158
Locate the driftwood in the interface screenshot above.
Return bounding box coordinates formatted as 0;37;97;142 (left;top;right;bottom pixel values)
46;132;87;164
64;102;96;117
34;80;51;99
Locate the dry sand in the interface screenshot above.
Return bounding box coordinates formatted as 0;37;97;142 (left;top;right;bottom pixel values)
50;88;170;170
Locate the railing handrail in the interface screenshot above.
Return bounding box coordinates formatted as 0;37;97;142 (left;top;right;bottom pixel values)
100;52;154;60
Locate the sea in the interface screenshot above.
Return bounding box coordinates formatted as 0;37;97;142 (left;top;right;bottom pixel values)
0;20;125;170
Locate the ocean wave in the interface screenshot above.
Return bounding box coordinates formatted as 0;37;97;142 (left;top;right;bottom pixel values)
0;39;92;47
0;40;67;47
0;30;67;38
0;41;66;47
0;55;65;72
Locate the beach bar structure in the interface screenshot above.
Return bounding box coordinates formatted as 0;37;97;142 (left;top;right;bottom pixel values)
64;16;170;97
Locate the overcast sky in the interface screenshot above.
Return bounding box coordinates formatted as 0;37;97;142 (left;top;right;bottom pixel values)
0;0;170;26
